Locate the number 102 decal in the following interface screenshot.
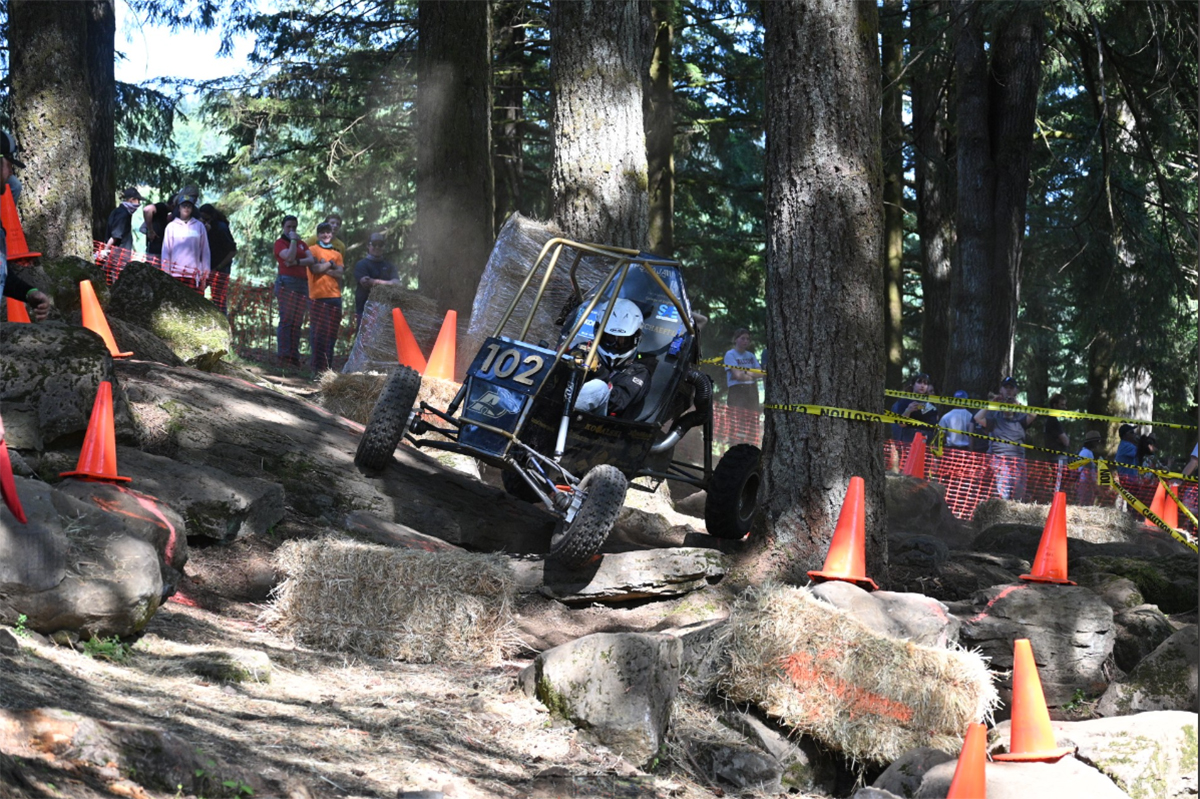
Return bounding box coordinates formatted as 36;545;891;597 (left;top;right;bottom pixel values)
479;343;545;386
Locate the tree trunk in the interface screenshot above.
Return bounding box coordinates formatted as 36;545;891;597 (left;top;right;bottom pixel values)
946;0;1044;397
87;0;115;243
9;0;94;260
912;0;956;391
752;0;886;585
881;0;905;388
493;0;525;232
416;0;495;316
550;0;650;248
645;0;674;257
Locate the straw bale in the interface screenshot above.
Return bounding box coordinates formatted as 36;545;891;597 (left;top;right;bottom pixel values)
263;538;518;664
343;288;466;374
317;372;462;427
718;583;997;765
973;498;1137;544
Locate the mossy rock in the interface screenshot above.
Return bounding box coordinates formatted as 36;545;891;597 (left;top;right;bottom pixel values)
1073;555;1199;614
107;261;231;363
37;256;111;317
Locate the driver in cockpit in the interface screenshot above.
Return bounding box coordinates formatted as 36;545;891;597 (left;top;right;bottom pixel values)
574;298;653;419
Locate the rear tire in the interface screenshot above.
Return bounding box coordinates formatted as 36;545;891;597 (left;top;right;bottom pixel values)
705;443;762;539
355;366;422;471
547;464;627;568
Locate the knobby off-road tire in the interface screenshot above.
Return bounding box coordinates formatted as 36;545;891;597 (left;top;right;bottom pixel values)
705;443;762;539
354;366;422;471
547;464;627;568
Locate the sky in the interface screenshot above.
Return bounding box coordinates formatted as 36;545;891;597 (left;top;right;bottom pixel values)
114;0;253;86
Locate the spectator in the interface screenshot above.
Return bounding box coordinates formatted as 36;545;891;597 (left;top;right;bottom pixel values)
142;194;175;258
274;215;315;369
974;376;1037;500
306;213;346;259
197;204;237;314
1077;430;1102;506
1137;434;1161;471
307;221;345;374
890;372;937;443
0;130;49;320
103;187;143;263
161;195;210;288
1183;444;1198;478
353;231;399;326
723;328;761;412
938;390;974;449
1114;424;1140;481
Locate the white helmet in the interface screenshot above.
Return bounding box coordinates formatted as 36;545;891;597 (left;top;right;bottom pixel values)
596;299;643;369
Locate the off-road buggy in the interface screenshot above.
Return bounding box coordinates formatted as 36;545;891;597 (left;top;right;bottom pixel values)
354;238;762;567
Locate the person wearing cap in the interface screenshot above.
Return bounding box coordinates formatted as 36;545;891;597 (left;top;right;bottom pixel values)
974;376;1037;500
1114;423;1140;481
103;187;143;261
305;213;347;259
161;195;210;289
352;231;400;327
307;221;345;373
890;372;937;443
0;129;50;321
1077;430;1102;506
938;390;974;449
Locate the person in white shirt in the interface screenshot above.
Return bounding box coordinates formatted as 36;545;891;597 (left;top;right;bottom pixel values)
161;196;211;288
938;390;974;449
723;328;761;411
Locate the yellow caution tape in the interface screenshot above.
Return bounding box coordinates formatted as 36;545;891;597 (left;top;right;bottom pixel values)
697;356;767;376
886;389;1198;431
1099;464;1198;553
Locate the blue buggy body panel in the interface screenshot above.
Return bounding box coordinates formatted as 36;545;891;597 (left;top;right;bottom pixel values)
459;337;559;457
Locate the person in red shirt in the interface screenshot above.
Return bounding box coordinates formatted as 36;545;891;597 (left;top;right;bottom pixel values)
274;215;315;368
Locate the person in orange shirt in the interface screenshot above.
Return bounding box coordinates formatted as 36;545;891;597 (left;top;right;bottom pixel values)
307;221;345;373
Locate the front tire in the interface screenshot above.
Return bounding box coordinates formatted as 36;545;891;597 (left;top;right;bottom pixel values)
705;443;762;539
355;366;422;471
547;464;627;568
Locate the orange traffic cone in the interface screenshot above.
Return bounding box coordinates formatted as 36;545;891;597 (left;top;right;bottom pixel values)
424;309;457;381
1144;481;1166;528
79;280;132;358
902;432;927;478
392;307;427;372
0;437;28;523
807;476;879;590
0;188;41;262
993;639;1074;762
5;296;31;323
946;723;988;799
60;381;131;483
1159;486;1179;531
1019;491;1075;585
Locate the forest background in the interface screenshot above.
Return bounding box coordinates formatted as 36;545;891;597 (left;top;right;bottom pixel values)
0;0;1196;462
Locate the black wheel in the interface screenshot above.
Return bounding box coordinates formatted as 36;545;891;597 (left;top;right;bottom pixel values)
547;464;627;568
705;443;762;539
355;366;422;471
502;466;543;503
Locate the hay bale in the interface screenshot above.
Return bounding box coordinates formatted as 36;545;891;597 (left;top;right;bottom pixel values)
973;499;1137;544
263;539;518;664
718;583;997;765
343;288;464;374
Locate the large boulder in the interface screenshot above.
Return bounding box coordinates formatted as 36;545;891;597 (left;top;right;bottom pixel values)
107;261;231;363
519;632;681;766
992;711;1199;799
885;474;975;550
0;322;137;450
540;548;728;603
1072;554;1199;615
30;256;111;317
1;476;164;638
913;755;1130;798
952;582;1114;709
1095;625;1199;715
810;581;961;648
871;747;954;798
1111;604;1177;673
973;498;1145;546
889;550;1027;603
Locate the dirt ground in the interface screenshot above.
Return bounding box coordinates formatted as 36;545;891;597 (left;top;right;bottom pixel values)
0;506;792;799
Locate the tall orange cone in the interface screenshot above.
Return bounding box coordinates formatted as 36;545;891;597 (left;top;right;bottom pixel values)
0;189;41;262
993;639;1074;762
1019;491;1075;585
902;432;927;478
79;280;132;358
1144;481;1166;528
5;296;31;323
0;437;28;523
807;476;879;590
424;309;457;381
60;381;131;483
391;307;427;372
946;723;988;799
1159;487;1179;531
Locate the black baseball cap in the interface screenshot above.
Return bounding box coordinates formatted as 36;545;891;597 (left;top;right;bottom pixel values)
1;131;25;168
368;233;386;244
120;187;143;201
1001;376;1019;387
